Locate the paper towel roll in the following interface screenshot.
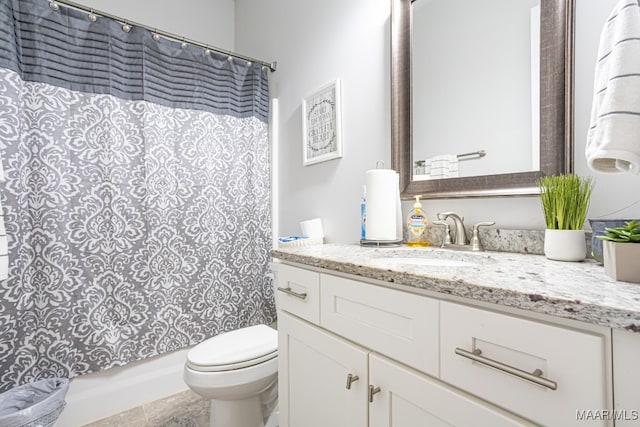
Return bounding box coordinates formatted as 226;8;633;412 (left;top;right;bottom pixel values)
365;169;401;241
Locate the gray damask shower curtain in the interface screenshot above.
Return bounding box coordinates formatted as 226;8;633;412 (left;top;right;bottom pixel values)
0;0;274;392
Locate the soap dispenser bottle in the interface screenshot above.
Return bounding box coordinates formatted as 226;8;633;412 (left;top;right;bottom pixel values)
407;195;429;247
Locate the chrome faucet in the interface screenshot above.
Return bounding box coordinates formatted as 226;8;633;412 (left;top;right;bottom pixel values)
436;212;495;251
437;212;468;245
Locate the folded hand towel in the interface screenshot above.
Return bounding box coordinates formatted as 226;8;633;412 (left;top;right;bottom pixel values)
586;0;640;174
425;154;459;179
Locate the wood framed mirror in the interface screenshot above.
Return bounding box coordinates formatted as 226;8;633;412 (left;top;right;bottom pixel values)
391;0;574;199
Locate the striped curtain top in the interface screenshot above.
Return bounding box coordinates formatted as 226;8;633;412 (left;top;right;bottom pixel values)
0;0;270;123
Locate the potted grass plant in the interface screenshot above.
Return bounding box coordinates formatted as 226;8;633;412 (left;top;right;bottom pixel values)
597;221;640;283
537;174;594;261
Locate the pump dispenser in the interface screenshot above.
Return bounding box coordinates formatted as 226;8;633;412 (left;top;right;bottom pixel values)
407;195;429;247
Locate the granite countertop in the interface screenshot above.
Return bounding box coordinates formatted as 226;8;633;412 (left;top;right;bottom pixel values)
271;243;640;332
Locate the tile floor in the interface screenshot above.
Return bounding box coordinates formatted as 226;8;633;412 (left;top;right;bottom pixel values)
82;389;209;427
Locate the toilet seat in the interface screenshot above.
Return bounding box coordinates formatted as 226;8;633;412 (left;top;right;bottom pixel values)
186;325;277;372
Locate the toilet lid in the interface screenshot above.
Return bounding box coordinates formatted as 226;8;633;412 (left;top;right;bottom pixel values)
186;325;277;372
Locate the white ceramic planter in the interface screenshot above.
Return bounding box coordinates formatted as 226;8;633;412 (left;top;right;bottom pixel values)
602;240;640;283
544;229;587;262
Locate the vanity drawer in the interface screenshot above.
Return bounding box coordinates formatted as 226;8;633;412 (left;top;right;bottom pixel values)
320;274;439;377
274;264;320;325
440;302;609;426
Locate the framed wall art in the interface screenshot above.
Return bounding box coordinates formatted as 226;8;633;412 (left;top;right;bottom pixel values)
302;79;343;166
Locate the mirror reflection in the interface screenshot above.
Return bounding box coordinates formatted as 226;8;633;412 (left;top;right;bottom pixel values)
412;0;541;180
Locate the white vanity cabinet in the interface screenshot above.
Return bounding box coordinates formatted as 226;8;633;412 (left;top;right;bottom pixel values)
274;263;613;427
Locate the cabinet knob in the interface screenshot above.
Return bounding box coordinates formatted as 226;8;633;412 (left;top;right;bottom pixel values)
368;385;381;402
345;373;360;390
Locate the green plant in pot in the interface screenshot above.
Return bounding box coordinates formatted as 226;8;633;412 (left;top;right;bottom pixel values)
537;174;593;261
597;221;640;283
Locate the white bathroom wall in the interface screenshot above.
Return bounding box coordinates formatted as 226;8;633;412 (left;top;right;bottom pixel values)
235;0;391;242
66;0;235;50
236;0;640;240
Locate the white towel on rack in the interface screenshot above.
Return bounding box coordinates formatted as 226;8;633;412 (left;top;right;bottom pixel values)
425;154;459;179
586;0;640;174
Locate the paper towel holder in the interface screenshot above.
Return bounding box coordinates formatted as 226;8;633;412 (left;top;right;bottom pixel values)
360;238;402;247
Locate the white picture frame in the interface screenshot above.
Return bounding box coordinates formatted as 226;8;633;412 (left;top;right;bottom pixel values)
302;79;343;166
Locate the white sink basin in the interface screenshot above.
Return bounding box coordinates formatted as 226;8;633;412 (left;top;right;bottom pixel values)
371;256;477;268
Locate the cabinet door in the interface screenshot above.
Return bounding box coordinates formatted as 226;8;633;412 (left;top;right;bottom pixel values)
369;354;533;427
278;311;368;427
612;329;640;426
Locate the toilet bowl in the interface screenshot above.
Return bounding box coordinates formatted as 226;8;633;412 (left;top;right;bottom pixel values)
184;324;278;427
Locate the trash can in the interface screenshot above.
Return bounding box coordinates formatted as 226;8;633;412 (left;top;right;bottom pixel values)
0;378;69;427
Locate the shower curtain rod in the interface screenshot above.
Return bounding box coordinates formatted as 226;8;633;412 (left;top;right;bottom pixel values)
46;0;277;72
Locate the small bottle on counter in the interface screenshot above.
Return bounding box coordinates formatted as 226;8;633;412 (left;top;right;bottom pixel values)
407;195;429;247
360;185;367;241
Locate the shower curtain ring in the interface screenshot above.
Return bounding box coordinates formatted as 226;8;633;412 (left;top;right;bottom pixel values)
48;1;59;11
181;38;188;49
153;30;161;41
204;46;211;56
122;21;131;33
88;9;97;22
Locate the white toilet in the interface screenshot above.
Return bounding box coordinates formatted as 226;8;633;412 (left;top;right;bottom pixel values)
183;324;278;427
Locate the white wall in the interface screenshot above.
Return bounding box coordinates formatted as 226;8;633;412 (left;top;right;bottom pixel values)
236;0;391;243
237;0;640;240
68;0;235;50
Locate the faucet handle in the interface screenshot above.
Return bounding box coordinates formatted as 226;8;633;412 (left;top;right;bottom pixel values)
471;222;495;252
473;221;495;231
436;211;464;222
432;220;452;247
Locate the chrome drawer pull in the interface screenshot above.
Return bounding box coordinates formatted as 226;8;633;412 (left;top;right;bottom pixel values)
455;347;558;391
346;373;359;390
277;286;307;300
368;385;381;403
